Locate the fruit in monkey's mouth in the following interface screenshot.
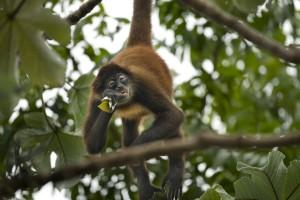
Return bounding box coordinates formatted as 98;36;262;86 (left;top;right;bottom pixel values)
97;97;117;113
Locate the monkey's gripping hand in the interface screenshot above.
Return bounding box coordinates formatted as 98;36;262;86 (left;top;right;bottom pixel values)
162;163;183;200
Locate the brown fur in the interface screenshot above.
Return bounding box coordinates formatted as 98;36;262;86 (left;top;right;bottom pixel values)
110;45;173;119
114;46;173;115
127;0;152;47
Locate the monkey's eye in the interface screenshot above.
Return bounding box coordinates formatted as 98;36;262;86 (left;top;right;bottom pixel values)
107;80;115;88
119;74;127;83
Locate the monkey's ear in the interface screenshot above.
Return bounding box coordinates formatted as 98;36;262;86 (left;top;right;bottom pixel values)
92;78;104;92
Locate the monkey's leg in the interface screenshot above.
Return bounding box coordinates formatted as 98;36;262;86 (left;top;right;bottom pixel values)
122;119;161;200
162;133;184;200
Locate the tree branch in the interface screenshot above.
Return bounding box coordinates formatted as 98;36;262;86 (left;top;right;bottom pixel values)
65;0;103;25
1;132;300;197
180;0;300;64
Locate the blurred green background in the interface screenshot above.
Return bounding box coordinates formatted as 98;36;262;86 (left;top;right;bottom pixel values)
0;0;300;199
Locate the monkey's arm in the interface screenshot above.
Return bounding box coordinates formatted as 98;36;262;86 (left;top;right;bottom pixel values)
132;89;184;146
84;99;113;154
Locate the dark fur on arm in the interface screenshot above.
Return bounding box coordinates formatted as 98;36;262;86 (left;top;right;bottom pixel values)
84;99;113;154
132;83;184;146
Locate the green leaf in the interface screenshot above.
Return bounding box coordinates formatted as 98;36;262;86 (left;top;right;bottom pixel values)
69;74;95;130
199;188;221;200
53;132;86;166
234;151;300;200
114;17;130;24
283;160;300;200
15;128;53;172
23;112;49;130
18;5;70;45
199;185;234;200
17;23;66;86
18;0;44;9
0;22;19;118
214;185;234;200
232;0;266;13
15;129;85;172
0;0;69;88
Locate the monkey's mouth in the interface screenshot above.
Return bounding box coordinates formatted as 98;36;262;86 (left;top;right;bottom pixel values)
114;89;130;105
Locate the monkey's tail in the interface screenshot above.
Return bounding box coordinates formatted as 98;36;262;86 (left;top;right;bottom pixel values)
127;0;152;47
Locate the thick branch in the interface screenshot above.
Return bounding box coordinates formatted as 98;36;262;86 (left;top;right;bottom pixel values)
181;0;300;64
1;132;300;197
65;0;103;25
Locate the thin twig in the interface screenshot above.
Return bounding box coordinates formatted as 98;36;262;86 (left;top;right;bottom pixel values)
65;0;103;25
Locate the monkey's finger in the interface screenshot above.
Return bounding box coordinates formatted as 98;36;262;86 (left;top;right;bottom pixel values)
179;187;182;199
174;188;179;200
171;188;177;200
164;183;172;200
167;189;174;200
162;180;169;193
162;178;167;188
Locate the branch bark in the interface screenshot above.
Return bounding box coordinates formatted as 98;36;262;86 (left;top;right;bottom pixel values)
65;0;103;25
181;0;300;64
1;132;300;197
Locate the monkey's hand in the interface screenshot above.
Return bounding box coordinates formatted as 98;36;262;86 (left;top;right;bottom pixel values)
162;167;183;200
150;189;165;200
141;185;161;200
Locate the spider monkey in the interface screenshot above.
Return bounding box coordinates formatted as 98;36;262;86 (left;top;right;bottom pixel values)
83;0;184;199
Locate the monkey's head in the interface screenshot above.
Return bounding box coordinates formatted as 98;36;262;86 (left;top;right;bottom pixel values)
93;63;134;106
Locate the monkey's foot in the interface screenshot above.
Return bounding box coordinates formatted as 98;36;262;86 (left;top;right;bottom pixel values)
150;190;165;200
140;185;162;200
162;173;182;200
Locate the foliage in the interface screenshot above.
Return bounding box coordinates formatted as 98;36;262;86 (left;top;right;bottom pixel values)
199;184;234;200
0;0;70;120
0;0;300;199
235;151;300;200
199;151;300;200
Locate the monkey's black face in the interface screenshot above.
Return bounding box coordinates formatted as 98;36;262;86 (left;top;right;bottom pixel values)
102;73;133;106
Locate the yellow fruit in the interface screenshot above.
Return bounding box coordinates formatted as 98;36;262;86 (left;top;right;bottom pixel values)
98;99;112;113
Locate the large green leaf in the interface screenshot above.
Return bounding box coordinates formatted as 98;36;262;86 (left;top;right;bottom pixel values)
234;151;300;200
53;132;86;166
199;185;234;200
283;160;300;200
0;22;19;119
0;0;70;87
69;74;95;130
23;112;49;130
232;0;267;13
18;1;70;45
16;23;66;86
15;129;86;172
15;128;53;172
200;188;221;200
